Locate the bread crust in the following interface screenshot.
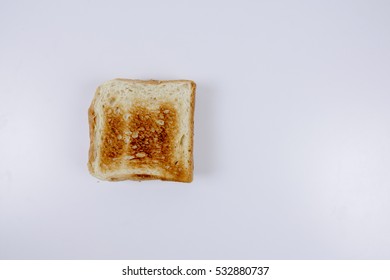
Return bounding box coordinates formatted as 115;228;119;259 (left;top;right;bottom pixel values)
87;89;98;175
188;81;196;182
87;79;196;183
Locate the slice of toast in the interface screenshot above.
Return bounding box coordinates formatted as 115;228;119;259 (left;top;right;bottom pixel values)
88;79;196;183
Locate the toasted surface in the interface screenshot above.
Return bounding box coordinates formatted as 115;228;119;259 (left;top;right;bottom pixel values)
88;79;195;182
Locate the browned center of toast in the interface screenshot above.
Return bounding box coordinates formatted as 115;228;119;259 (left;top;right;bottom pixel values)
100;103;178;172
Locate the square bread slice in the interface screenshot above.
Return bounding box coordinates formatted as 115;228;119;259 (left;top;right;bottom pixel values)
88;79;196;182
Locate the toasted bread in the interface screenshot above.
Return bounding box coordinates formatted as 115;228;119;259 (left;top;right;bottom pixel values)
88;79;196;182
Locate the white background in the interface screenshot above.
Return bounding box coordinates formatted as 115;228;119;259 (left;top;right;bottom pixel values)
1;0;390;259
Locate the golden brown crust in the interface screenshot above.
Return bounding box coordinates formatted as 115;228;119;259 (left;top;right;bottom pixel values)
87;93;97;174
115;78;194;85
107;173;163;182
187;81;196;182
87;79;196;183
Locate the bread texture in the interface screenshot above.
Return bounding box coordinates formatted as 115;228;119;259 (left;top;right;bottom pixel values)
88;79;196;183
